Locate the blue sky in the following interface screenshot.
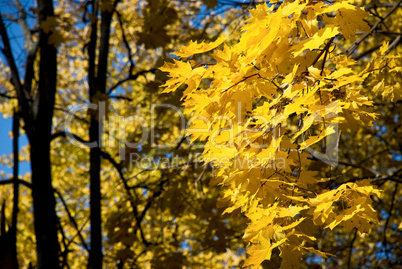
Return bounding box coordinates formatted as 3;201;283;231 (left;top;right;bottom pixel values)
0;116;30;176
0;117;13;174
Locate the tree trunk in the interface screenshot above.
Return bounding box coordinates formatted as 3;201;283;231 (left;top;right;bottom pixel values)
87;2;116;268
28;0;60;268
30;138;60;269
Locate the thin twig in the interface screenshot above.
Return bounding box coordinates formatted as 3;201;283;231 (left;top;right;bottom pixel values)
347;228;357;269
382;182;399;266
346;0;402;56
385;34;402;55
107;69;156;94
311;37;335;67
54;189;90;253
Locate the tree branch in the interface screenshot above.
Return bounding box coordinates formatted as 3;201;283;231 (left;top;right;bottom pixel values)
354;44;382;60
338;160;380;177
56;214;72;269
115;10;135;75
347;229;357;269
364;2;402;9
346;0;402;56
51;130;91;144
107;69;157;94
54;189;90;253
311;37;335;67
109;94;133;101
0;91;18;99
0;178;32;188
0;15;23;97
13;0;37;51
382;182;399;266
385;34;402;55
99;150;152;245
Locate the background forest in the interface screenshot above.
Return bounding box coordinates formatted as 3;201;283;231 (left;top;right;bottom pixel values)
0;0;401;268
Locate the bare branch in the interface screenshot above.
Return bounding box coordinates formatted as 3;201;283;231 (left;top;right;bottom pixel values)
13;0;37;51
51;131;91;144
107;69;157;94
364;2;402;9
115;10;135;74
0;15;23;93
109;94;133;101
99;151;151;245
0;178;32;188
0;92;18;99
346;0;402;56
354;44;382;60
23;41;38;98
385;34;402;55
0;14;18;21
54;189;90;253
382;182;399;266
311;37;335;67
338;160;380;177
347;229;358;269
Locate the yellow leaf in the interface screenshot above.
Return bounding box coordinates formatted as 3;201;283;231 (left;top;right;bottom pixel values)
281;217;306;230
302;247;334;258
160;60;193;93
292;27;339;57
174;36;226;58
299;125;336;150
308;66;323;80
379;41;389;55
336;8;370;41
297;170;319;184
244;236;287;268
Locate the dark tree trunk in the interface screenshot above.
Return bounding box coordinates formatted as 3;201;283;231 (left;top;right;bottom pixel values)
0;202;19;269
30;139;60;269
87;2;116;268
28;0;60;268
87;1;101;268
10;111;20;269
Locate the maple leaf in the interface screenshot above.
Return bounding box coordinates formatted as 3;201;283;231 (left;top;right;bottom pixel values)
174;36;226;58
280;245;303;269
243;236;287;268
337;8;370;41
292;27;339;57
160;60;206;94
